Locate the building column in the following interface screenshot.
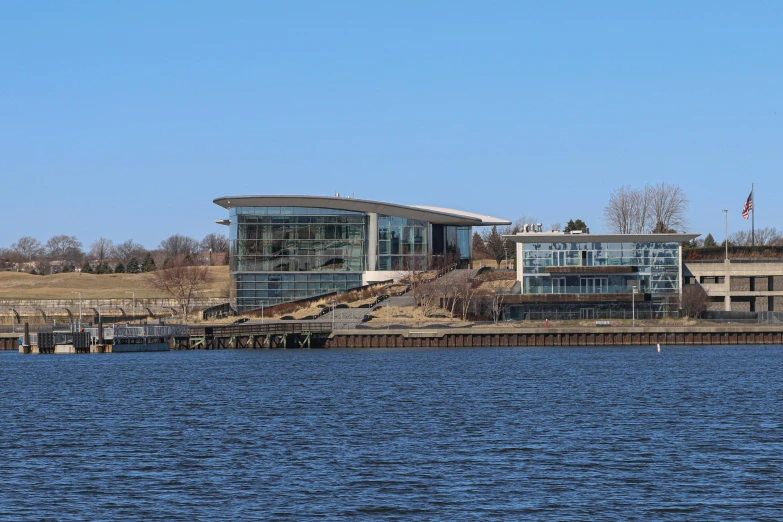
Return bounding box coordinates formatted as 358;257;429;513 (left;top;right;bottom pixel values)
724;259;731;311
367;213;377;272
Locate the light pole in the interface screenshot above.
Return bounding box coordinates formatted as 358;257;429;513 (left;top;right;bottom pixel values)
71;291;82;330
504;248;508;270
331;299;337;330
261;303;264;325
722;209;729;261
632;287;638;327
125;291;135;324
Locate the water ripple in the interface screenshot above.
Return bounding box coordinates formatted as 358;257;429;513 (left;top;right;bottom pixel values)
1;345;782;520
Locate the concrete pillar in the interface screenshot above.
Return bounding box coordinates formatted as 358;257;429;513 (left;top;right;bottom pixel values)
724;259;732;311
367;212;378;271
20;322;31;354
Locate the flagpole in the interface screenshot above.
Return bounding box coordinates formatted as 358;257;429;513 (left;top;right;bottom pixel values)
751;182;755;247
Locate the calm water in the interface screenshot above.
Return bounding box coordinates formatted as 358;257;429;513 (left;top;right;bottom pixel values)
1;346;782;520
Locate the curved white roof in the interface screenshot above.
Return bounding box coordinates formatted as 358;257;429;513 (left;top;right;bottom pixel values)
214;195;510;226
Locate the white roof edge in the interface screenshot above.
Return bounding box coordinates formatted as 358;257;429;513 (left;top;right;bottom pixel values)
213;195;511;226
408;205;511;226
503;232;701;243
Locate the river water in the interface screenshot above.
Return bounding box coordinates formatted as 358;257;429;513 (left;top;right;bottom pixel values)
1;346;782;520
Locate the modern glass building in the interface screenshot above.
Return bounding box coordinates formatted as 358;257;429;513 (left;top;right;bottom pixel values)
504;232;699;319
215;195;509;311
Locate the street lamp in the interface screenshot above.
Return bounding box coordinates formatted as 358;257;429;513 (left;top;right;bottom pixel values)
504;248;508;270
632;287;638;327
722;209;729;261
71;291;82;330
331;299;337;330
125;291;135;324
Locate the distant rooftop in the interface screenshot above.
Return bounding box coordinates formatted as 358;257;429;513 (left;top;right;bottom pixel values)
504;232;701;243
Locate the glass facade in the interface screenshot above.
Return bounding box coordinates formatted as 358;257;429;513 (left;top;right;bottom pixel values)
230;206;368;310
377;215;428;270
228;205;478;311
230;207;367;273
521;241;680;306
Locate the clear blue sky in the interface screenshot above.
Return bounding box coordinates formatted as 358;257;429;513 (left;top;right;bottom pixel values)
2;1;781;249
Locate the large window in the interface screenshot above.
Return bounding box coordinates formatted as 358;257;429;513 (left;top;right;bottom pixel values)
230;206;367;311
235;272;363;311
521;241;680;298
230;207;367;273
377;215;429;270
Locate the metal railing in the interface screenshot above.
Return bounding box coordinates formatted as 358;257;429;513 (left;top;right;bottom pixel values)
513;310;681;321
190;322;332;337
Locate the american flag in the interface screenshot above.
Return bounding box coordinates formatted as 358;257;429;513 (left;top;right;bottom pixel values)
742;190;753;219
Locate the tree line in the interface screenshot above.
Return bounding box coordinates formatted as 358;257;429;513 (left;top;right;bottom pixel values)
697;228;783;248
0;233;229;275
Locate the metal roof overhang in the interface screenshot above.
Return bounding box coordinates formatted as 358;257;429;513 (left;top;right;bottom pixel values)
503;233;701;243
213;195;510;226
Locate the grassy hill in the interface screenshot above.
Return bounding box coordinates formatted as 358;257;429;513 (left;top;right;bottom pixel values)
0;266;230;300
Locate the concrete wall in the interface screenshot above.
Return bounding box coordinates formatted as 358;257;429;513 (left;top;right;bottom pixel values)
683;260;783;312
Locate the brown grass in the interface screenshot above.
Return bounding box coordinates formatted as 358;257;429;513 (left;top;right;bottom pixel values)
0;266;230;300
362;305;473;328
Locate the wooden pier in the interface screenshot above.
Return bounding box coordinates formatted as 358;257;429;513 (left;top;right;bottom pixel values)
178;322;332;350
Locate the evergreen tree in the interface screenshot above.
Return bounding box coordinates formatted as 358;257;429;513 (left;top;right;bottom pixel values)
61;264;71;273
703;233;717;247
564;219;588;233
95;261;112;274
472;231;486;254
127;257;140;273
82;261;94;274
484;226;507;268
162;258;171;269
141;253;156;272
114;262;125;273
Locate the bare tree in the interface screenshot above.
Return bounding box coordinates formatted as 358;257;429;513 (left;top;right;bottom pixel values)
396;254;432;310
432;275;460;319
604;185;650;233
454;270;480;321
200;233;229;253
730;227;783;247
681;284;709;318
649;182;689;233
159;234;200;259
89;238;114;264
112;240;147;264
604;183;688;233
44;235;83;260
550;222;562;232
146;259;213;322
12;236;43;262
483;282;508;325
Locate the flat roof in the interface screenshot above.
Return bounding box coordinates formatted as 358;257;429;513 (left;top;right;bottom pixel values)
213;195;511;226
504;232;701;243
